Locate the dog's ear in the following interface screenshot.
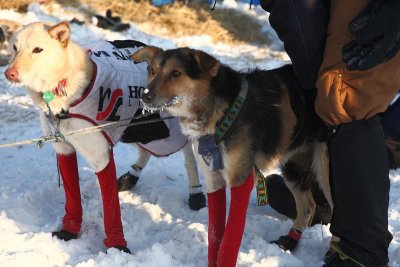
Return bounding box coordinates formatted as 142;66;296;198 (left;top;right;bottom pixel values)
131;46;163;64
0;19;22;42
190;50;220;77
48;21;70;48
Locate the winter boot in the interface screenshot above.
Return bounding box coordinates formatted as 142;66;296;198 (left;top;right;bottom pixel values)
189;191;207;211
326;116;392;266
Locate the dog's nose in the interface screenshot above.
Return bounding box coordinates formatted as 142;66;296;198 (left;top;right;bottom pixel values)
142;88;155;102
4;67;19;82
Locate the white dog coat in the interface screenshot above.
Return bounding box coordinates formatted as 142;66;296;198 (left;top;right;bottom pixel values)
67;41;187;156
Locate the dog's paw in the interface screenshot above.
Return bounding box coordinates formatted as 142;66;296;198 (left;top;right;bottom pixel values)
270;228;302;251
52;230;78;241
118;172;139;192
111;246;132;254
188;192;206;210
270;235;299;251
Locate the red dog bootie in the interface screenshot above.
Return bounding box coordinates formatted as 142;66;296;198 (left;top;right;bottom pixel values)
217;172;254;267
57;152;82;235
207;188;226;267
96;151;127;248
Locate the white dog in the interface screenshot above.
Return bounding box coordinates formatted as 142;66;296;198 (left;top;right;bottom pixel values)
3;21;205;252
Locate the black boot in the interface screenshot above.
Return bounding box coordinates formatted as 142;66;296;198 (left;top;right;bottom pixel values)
326;116;392;266
188;192;206;211
113;246;131;254
118;172;139;192
52;230;78;241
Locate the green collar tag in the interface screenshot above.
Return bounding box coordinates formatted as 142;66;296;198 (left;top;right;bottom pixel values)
254;166;268;206
43;91;55;103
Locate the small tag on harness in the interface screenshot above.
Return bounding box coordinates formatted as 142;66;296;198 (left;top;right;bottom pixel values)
254;166;268;206
197;135;223;171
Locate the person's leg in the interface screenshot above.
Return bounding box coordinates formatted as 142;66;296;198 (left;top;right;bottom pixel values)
260;0;330;89
326;117;391;266
315;0;400;264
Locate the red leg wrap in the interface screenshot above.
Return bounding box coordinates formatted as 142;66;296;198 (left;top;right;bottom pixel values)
287;228;302;241
96;151;127;248
217;172;254;267
57;153;82;234
207;188;226;267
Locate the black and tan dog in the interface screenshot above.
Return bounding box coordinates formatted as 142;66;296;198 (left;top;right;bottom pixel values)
131;46;332;266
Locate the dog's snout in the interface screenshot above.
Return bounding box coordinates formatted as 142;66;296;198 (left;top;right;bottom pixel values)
4;67;19;82
142;88;155;102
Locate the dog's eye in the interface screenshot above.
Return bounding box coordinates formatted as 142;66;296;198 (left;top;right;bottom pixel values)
171;70;181;78
32;47;43;54
13;45;17;52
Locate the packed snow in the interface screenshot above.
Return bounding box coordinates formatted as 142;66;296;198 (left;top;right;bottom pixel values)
0;1;399;266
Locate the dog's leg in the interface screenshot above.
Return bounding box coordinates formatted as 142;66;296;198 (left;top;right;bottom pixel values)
194;141;226;266
182;141;200;190
287;182;316;232
208;187;226;267
205;172;226;266
134;145;152;172
182;141;206;210
52;142;81;241
118;145;151;192
271;154;317;251
271;179;315;251
61;119;128;250
216;171;254;267
96;150;128;249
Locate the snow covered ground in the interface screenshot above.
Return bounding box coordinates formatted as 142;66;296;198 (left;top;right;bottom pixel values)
0;1;399;266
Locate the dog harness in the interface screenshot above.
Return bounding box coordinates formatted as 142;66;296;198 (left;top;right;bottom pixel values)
67;41;187;156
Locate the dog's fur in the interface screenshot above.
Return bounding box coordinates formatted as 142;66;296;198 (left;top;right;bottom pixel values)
2;20;202;195
131;46;333;264
3;21;204;246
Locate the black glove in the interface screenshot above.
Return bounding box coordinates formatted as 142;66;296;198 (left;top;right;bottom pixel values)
342;0;400;71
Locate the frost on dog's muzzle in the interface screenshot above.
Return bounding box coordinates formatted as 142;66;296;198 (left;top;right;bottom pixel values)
142;92;179;112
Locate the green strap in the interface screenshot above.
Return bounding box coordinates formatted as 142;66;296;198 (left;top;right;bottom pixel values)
215;79;248;143
330;242;366;267
254;166;268;206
